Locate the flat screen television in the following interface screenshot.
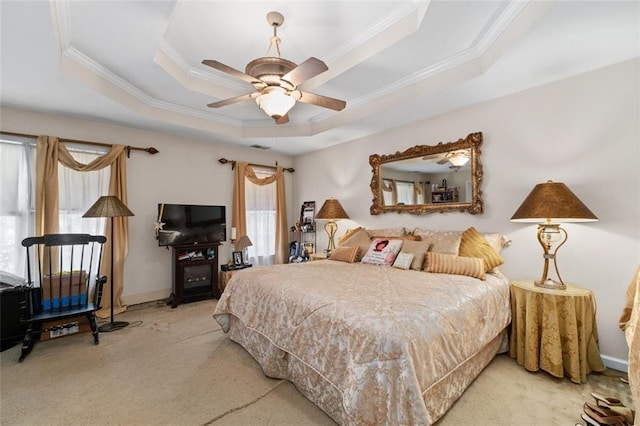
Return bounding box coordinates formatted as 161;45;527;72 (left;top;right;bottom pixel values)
157;204;226;247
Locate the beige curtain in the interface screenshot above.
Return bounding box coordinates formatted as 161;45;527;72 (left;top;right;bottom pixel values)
232;162;288;264
413;182;424;204
35;136;129;318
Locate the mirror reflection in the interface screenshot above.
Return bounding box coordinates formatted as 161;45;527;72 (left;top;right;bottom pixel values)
370;132;483;215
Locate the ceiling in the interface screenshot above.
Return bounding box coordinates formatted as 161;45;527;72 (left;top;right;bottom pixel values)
1;1;638;156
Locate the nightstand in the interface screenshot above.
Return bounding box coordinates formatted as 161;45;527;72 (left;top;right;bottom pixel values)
218;264;252;294
310;253;328;261
509;280;605;383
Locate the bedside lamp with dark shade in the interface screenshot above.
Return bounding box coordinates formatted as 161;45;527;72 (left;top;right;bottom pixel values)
510;180;598;290
315;198;349;254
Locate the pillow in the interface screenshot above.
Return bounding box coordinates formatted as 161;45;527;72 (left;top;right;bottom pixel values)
361;238;404;266
338;227;371;261
392;253;414;270
371;235;421;242
425;252;486;280
329;246;360;263
482;232;512;254
412;229;461;254
398;240;432;271
338;227;363;246
366;228;407;238
459;227;504;272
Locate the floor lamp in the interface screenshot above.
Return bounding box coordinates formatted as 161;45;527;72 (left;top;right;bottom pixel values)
83;195;135;332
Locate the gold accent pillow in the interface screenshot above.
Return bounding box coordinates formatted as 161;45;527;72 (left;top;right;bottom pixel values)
329;246;360;263
338;227;363;246
338;227;371;261
398;240;432;271
425;252;486;280
459;227;504;272
412;229;461;254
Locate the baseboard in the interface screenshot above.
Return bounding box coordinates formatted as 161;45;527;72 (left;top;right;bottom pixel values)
123;289;171;307
601;355;629;374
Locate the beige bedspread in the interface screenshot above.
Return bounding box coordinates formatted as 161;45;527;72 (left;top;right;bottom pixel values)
213;260;511;425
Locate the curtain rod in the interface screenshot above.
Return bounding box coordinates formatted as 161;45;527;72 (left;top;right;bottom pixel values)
218;158;295;173
0;131;159;157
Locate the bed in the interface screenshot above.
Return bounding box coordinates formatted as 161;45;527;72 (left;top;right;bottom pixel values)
213;255;511;425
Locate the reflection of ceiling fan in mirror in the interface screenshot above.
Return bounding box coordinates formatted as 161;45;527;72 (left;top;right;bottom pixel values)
202;11;346;124
423;150;470;167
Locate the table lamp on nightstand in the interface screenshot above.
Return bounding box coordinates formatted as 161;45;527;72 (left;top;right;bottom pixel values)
234;235;253;265
510;180;597;290
315;198;349;254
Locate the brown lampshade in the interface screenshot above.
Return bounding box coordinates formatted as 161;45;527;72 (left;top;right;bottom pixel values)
510;181;597;223
234;235;253;250
316;199;349;220
83;195;135;218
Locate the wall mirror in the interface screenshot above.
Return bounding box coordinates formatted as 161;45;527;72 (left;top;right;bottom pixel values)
369;132;483;215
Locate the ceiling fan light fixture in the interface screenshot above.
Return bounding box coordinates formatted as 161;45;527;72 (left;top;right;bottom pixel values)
448;152;470;167
256;86;295;119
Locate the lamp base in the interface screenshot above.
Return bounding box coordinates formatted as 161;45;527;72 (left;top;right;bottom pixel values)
98;321;130;332
534;278;566;290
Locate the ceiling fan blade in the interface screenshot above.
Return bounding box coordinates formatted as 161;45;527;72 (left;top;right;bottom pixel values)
275;114;290;125
282;57;328;87
202;60;260;85
437;158;449;165
293;90;346;111
207;93;256;108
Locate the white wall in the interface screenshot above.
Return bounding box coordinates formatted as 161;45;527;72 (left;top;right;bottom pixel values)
293;58;639;365
0;107;296;304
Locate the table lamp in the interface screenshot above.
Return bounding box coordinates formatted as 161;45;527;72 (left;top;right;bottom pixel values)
234;234;253;265
510;180;597;290
315;198;349;253
83;195;134;331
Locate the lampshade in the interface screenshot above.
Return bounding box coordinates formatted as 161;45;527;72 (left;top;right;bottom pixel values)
255;86;295;119
234;235;253;251
83;195;135;218
316;199;350;220
510;181;597;223
510;180;597;290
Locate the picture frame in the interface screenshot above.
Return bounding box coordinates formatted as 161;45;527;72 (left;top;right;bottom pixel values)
232;251;243;266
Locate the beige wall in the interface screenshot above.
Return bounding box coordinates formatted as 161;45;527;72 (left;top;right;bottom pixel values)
0;107;296;304
293;58;640;367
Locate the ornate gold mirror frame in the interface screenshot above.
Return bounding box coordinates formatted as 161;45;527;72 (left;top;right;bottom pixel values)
369;132;483;215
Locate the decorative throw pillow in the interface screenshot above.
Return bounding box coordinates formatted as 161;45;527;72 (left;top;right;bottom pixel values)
425;252;486;280
398;240;432;271
458;227;504;272
329;246;360;263
392;252;414;270
338;227;363;246
366;227;407;238
412;229;462;255
361;238;404;266
338;227;371;261
482;232;512;254
371;235;421;242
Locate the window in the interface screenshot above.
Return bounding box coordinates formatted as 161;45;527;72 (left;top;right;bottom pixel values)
0;136;109;278
244;167;276;266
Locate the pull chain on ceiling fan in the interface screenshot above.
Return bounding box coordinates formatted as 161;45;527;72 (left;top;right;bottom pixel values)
202;11;346;125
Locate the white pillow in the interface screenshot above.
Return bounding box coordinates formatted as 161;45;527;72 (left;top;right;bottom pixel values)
361;238;404;266
392;253;414;270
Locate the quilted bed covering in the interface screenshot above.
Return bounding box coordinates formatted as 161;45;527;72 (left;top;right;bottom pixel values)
213;260;511;425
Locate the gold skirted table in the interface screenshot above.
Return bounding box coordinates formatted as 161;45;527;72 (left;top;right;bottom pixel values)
509;280;605;384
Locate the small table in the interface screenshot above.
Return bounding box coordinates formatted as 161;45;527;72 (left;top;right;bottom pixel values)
509;280;605;383
218;264;252;294
310;253;328;261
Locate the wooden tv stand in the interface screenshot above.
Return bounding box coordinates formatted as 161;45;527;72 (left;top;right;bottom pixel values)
168;242;220;308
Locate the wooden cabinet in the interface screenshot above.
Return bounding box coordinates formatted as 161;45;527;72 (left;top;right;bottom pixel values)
169;242;220;308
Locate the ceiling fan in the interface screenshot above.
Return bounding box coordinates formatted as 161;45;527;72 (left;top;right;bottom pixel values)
202;11;346;125
423;150;471;167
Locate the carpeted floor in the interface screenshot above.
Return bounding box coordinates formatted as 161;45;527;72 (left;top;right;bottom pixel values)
0;298;632;425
